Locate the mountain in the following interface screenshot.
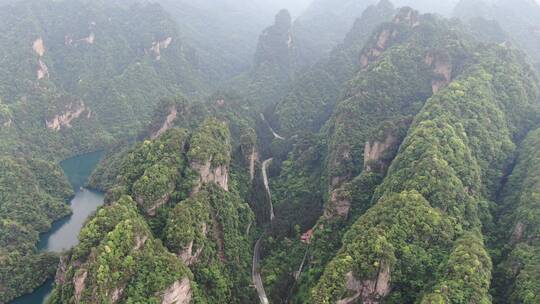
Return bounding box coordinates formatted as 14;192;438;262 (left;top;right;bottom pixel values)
293;0;377;67
0;0;211;160
254;5;540;303
394;0;459;15
273;0;396;135
157;0;311;82
313;21;539;304
50;119;256;303
492;127;540;303
291;0;459;68
0;158;73;302
0;0;213;301
2;0;540;303
229;9;296;110
454;0;540;65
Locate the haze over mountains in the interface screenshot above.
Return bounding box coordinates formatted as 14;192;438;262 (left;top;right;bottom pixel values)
1;0;540;304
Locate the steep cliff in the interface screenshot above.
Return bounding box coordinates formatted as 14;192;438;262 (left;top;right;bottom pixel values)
50;117;256;303
48;196;200;304
313;44;539;303
0;158;73;302
0;0;210;160
493;128;540;303
274;0;396;135
454;0;540;65
240;9;296;108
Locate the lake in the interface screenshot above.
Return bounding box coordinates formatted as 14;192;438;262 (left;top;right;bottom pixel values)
10;151;105;304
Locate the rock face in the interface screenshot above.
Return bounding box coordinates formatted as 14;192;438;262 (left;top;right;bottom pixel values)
73;270;88;303
149;37;173;60
254;9;294;68
360;7;420;69
151;106;178;139
179;240;204;266
46;101;88;131
161;278;192;304
33;37;45;56
425;53;453;93
33;37;50;80
392;6;420;27
82;32;95;44
337;263;391;304
65;32;95;46
510;221;526;244
191;158;229;193
330;145;352;188
324;187;351;219
360;28;395;69
249;146;258;181
111;288;124;303
37;58;49;79
134;234;148;251
137;191;172;217
363;134;397;172
3;118;12;128
179;223;206;266
54;256;70;285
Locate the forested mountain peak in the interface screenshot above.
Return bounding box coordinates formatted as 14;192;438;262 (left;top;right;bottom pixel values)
272;0;397;135
454;0;540;65
254;9;294;68
2;0;540;304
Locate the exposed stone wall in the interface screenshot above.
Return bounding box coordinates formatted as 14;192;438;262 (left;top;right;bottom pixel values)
46;101;88;131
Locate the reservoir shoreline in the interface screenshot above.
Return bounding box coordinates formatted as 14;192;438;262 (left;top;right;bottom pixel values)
10;151;105;304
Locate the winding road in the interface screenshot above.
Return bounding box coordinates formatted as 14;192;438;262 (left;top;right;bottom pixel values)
252;115;287;304
260;113;285;140
262;158;275;221
253;238;269;304
253;158;274;304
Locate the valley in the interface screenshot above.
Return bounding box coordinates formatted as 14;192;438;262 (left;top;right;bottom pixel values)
10;153;104;304
1;0;540;303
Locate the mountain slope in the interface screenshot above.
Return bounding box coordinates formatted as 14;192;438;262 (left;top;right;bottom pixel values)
493;127;540;303
454;0;540;65
0;0;210;159
0;158;73;302
274;0;396;135
50;119;256;303
314;41;539;304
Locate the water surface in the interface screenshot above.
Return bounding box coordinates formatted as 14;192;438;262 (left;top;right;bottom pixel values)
10;151;104;304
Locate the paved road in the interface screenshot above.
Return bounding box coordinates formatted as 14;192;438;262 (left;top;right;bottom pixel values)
252;158;276;304
253;238;269;304
260;113;285;140
262;158;275;221
252;115;286;304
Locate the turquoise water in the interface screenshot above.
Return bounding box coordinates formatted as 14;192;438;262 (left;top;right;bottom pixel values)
10;151;105;304
60;151;104;190
37;189;105;252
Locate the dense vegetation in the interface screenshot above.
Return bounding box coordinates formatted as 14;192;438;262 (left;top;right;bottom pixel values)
313;42;539;303
50;118;256;303
493;128;540;304
274;0;396;135
262;8;477;302
0;0;211;158
48;196;203;304
3;0;540;303
0;158;73;302
454;0;540;67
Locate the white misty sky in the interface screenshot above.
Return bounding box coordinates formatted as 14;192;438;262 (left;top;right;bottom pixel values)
268;0;312;17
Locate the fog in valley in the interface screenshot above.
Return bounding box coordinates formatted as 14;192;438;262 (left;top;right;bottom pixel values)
2;0;540;304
